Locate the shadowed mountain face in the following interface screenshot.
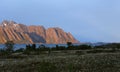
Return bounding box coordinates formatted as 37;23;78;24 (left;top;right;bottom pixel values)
0;20;79;44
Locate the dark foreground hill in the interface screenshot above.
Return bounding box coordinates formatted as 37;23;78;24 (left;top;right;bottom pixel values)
0;20;78;44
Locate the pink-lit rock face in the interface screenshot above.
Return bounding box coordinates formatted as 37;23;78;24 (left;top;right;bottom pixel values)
0;20;79;44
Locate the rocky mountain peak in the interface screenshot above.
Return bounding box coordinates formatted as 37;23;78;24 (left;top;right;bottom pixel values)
1;20;17;27
0;20;79;44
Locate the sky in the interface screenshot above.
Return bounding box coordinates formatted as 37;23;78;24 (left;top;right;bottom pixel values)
0;0;120;42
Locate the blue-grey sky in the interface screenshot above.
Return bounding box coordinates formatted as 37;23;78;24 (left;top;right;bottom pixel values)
0;0;120;42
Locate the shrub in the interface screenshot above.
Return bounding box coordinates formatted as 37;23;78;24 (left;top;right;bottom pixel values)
4;40;14;54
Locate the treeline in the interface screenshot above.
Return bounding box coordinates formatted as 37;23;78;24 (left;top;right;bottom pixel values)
14;42;120;55
15;42;92;54
1;41;120;56
24;42;92;51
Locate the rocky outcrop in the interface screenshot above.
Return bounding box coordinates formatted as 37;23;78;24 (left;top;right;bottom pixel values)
0;20;79;44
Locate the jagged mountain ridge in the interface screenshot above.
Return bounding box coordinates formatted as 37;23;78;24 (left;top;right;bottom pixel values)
0;20;78;44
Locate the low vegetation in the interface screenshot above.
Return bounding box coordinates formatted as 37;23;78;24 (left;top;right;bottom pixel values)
0;41;120;72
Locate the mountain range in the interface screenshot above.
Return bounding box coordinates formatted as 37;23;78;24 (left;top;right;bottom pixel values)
0;20;79;44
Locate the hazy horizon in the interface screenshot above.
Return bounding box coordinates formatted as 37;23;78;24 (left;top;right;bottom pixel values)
0;0;120;43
